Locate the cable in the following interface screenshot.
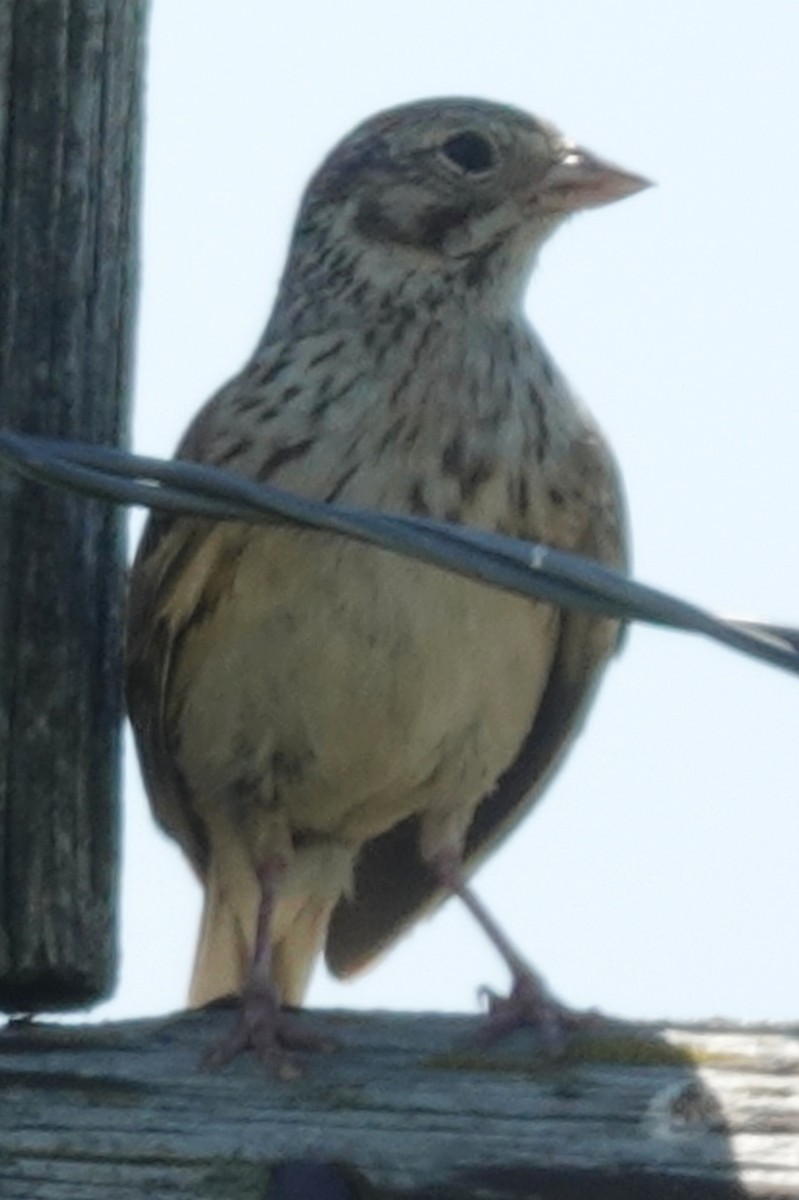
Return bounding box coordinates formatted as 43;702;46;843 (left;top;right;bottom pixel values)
1;430;796;676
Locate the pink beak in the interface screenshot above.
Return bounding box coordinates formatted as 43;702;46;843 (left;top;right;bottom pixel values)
537;145;652;213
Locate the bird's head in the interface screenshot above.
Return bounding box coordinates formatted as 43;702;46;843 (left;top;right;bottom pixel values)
274;97;650;329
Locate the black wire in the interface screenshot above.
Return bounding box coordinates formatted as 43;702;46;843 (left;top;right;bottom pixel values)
1;430;797;676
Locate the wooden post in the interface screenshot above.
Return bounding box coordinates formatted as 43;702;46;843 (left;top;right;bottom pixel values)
1;1010;796;1198
0;0;148;1011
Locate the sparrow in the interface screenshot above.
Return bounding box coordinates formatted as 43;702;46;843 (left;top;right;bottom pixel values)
126;96;648;1065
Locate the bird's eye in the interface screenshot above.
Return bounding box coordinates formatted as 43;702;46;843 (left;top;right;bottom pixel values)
439;131;496;174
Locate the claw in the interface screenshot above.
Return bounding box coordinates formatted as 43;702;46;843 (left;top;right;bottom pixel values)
203;981;332;1076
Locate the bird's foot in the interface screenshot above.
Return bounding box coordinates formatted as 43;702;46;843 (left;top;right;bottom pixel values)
428;853;601;1055
473;970;601;1054
202;982;332;1078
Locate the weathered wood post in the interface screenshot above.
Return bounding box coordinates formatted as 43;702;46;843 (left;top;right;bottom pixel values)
0;0;148;1011
1;1010;797;1198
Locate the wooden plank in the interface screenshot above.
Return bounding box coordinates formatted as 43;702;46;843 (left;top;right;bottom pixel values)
0;1009;796;1198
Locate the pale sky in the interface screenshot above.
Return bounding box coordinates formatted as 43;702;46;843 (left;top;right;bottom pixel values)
98;0;799;1027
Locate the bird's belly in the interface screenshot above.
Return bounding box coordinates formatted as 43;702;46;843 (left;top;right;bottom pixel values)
173;525;558;845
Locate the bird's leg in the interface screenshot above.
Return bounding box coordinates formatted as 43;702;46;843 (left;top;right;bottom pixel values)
204;856;327;1073
432;851;597;1051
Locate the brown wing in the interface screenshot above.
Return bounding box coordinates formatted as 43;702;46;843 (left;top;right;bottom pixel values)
126;516;211;878
125;364;274;878
325;437;628;979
